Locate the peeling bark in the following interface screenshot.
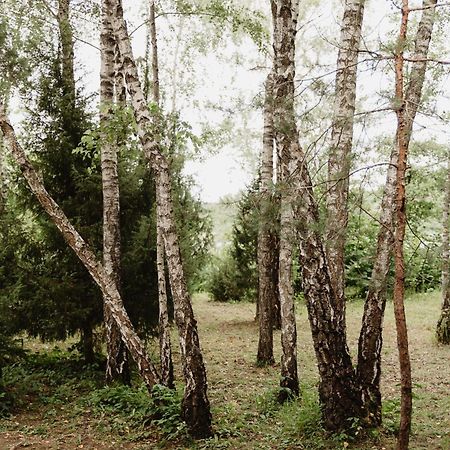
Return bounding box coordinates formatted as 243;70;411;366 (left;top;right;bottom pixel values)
437;150;450;344
270;0;363;426
357;0;437;426
108;0;211;438
271;0;299;399
100;1;129;385
0;134;5;214
0;102;160;391
57;0;76;106
257;73;275;366
325;0;365;332
156;185;175;388
149;0;175;389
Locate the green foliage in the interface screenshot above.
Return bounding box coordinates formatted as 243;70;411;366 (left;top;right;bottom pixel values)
1;349;102;417
1;38;212;351
85;383;186;439
207;252;244;302
345;208;379;299
172;0;269;51
382;398;401;435
207;181;259;302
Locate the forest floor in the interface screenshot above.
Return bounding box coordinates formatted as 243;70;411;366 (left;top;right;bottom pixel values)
0;291;449;450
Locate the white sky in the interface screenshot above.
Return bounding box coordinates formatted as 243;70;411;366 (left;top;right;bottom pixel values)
10;0;450;202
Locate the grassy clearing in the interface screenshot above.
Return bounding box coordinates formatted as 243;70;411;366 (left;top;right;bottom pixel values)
1;291;449;449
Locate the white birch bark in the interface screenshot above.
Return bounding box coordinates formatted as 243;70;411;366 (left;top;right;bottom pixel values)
270;0;362;428
257;73;275;366
100;0;129;384
325;0;365;331
149;0;174;388
57;0;76;107
0;102;160;390
107;0;211;437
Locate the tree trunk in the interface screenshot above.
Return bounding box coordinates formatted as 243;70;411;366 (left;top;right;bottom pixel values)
108;0;212;438
100;0;130;385
0;103;160;391
157;186;175;388
270;0;363;426
257;73;275;366
0;134;5;214
392;4;413;448
149;0;175;388
325;0;365;332
57;0;76;107
437;149;450;344
357;0;438;426
271;0;299;399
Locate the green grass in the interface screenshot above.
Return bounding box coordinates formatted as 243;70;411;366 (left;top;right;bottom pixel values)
1;291;449;449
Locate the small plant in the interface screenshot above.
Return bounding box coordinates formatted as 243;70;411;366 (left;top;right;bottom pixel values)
382;398;401;435
150;384;186;439
85;383;186;439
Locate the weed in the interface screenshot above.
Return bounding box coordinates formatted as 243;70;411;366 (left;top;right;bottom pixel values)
382;398;400;435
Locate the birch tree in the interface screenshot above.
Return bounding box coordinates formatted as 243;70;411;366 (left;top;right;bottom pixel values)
149;0;175;388
271;0;300;399
270;0;365;427
107;0;212;437
100;0;129;384
325;0;365;332
257;73;276;366
57;0;75;108
0;101;160;391
357;0;438;425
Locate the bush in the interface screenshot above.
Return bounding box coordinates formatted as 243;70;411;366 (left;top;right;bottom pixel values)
208;253;245;302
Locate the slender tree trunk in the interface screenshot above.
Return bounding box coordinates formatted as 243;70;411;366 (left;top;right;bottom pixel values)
270;0;363;426
437;150;450;343
325;0;365;332
0;103;160;390
149;0;175;388
271;0;299;400
0;134;5;214
392;3;413;448
100;1;130;385
57;0;76;107
357;0;437;425
156;187;175;388
257;73;275;366
108;0;212;438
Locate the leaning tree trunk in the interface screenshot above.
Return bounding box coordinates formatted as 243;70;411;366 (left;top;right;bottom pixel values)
437;149;450;344
149;0;174;388
100;1;130;385
107;0;212;438
356;0;437;426
0;102;160;391
325;0;365;332
392;4;413;448
271;0;299;399
257;73;276;366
